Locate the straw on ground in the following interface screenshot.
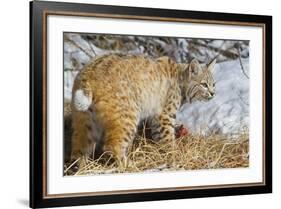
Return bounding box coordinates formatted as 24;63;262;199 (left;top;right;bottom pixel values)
64;132;249;176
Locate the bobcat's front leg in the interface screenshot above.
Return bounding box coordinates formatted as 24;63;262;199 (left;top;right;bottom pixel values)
151;93;180;142
151;113;176;142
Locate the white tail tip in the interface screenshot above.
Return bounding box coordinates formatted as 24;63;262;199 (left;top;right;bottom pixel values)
73;89;92;111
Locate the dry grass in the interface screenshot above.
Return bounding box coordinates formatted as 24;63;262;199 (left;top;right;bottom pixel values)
64;132;249;176
63;101;249;176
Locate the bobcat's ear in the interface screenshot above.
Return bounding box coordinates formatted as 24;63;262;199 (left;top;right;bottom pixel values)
179;63;189;72
189;58;202;77
207;58;216;72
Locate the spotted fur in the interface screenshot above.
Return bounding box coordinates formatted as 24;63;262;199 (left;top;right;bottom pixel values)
71;54;216;164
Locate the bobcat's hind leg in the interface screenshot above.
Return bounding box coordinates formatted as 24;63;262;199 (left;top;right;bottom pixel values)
71;110;97;169
102;113;138;166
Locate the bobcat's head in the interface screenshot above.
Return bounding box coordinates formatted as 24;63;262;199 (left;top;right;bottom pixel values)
179;58;216;103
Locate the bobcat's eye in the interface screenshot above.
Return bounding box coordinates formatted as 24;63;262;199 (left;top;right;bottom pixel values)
201;83;208;88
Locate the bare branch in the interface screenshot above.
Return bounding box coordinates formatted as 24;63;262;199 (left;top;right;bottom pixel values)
236;90;249;106
237;47;249;79
65;36;94;59
86;40;97;56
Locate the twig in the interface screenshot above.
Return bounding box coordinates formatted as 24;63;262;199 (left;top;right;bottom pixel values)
191;40;238;60
64;157;80;174
237;47;249;79
87;40;97;56
236;90;249;106
66;37;94;59
211;40;226;62
210;142;237;167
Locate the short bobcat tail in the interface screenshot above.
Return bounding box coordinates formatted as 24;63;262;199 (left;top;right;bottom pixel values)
73;87;93;112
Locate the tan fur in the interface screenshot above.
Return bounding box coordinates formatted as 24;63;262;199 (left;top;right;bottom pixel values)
71;54;216;164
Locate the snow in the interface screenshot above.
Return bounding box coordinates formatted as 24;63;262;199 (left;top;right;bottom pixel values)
64;34;106;71
64;70;78;101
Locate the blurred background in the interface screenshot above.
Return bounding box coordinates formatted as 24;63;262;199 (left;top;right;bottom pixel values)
64;33;249;136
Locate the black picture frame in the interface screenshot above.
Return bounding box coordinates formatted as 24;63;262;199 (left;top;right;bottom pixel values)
30;0;272;208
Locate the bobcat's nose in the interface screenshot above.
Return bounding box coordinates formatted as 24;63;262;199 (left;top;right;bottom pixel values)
208;91;215;99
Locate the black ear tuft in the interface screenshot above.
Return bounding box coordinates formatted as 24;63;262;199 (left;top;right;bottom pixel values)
208;58;216;72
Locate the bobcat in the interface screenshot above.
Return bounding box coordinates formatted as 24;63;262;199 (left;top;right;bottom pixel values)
71;54;216;165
